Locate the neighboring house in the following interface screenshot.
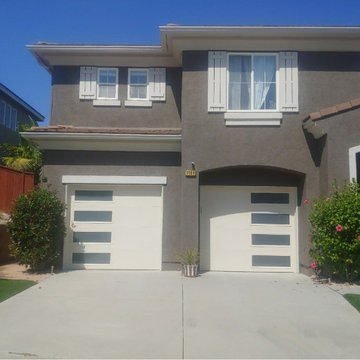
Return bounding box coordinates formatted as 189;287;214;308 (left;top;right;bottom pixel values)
23;26;360;273
0;82;44;145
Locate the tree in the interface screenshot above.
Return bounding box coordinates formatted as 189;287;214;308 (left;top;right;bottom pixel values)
8;188;65;272
0;125;42;183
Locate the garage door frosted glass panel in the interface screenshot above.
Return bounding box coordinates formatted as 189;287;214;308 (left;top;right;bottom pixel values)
252;255;291;267
73;232;111;243
252;234;290;246
251;213;289;224
251;193;289;204
74;211;112;222
75;190;113;201
72;253;111;264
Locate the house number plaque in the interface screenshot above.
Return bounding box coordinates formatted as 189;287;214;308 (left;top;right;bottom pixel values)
185;170;197;177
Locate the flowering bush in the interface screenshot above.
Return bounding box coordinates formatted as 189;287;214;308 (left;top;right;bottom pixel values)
8;188;65;272
308;182;360;282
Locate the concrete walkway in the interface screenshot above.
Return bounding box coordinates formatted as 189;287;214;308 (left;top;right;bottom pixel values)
0;271;360;359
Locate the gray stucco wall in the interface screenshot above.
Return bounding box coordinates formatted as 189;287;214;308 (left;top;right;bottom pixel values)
319;108;360;191
42;150;182;268
179;51;360;272
45;50;360;273
51;66;182;128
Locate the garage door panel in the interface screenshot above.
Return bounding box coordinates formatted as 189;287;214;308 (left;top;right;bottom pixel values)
64;184;163;270
200;186;297;272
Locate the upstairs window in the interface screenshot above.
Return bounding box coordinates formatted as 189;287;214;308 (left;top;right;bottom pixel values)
79;66;166;107
128;69;149;100
97;68;118;99
228;54;277;111
208;51;298;126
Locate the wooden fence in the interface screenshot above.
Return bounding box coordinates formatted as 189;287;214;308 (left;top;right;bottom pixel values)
0;165;34;213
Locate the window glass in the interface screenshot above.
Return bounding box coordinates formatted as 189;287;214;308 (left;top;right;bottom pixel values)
252;234;290;246
0;102;5;125
5;104;11;128
254;56;276;110
130;70;147;85
356;152;360;183
251;213;289;225
73;232;111;243
72;253;111;264
229;55;251;110
129;69;148;99
251;193;289;204
75;190;113;201
98;69;117;99
74;211;112;222
252;255;290;267
10;108;17;131
228;54;277;111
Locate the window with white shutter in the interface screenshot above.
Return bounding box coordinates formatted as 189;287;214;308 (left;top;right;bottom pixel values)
208;51;227;112
79;67;97;99
149;68;166;101
125;67;166;107
279;52;299;112
208;51;299;126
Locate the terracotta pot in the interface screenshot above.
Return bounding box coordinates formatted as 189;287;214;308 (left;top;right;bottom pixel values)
182;264;198;277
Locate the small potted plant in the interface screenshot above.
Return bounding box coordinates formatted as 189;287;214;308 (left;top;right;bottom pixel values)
176;248;199;277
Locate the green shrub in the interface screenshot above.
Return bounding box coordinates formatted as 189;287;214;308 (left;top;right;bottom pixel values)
309;182;360;282
8;188;65;272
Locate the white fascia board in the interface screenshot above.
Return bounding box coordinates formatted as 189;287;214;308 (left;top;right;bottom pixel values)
62;175;167;185
21;132;182;152
26;44;163;55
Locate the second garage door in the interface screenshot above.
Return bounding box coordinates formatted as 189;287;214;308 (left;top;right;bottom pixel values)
200;186;298;272
64;184;163;270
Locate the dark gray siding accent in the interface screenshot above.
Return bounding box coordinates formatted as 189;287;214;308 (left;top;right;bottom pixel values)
43;150;181;166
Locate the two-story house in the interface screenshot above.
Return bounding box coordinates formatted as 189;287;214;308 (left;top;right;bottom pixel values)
0;82;44;145
24;25;360;274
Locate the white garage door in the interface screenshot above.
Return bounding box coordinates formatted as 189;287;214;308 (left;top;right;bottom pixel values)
200;186;298;272
63;184;163;270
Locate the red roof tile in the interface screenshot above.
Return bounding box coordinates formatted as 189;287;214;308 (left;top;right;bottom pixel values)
308;96;360;121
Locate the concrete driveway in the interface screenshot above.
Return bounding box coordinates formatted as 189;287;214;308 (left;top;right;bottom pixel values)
1;271;360;359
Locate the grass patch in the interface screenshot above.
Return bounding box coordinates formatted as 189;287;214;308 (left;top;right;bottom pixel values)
0;279;36;303
344;294;360;312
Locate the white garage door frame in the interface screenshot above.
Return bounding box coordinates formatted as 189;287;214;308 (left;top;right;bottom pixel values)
62;175;166;270
200;186;299;273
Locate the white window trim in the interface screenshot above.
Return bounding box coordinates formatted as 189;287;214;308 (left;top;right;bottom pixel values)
226;52;279;113
128;68;150;101
349;145;360;181
124;100;152;108
224;111;282;126
62;175;167;185
93;99;121;107
97;68;119;100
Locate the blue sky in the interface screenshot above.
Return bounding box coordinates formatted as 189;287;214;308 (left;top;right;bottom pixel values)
1;0;360;125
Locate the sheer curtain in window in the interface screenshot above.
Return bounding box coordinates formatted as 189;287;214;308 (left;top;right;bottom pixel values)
254;56;276;110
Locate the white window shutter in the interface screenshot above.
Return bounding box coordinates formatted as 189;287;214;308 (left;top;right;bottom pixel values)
208;51;227;112
79;66;97;99
149;68;166;101
279;52;299;112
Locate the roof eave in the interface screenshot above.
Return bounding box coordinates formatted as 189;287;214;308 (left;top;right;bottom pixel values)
21;131;182;152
